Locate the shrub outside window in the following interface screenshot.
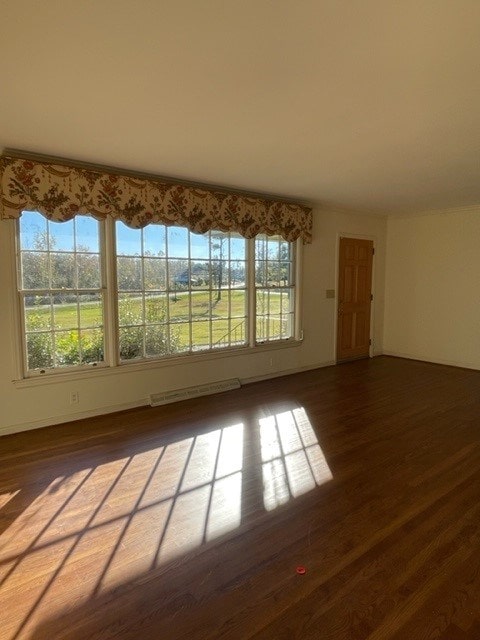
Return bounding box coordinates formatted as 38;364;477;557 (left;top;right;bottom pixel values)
115;222;248;360
18;211;105;372
16;211;298;376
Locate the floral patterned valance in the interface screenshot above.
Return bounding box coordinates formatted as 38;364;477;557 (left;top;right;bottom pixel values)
0;155;312;243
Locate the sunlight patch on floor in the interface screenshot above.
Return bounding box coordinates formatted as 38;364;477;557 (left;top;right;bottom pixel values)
0;490;20;510
260;407;333;511
0;412;333;637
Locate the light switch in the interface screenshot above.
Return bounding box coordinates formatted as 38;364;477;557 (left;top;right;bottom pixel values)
326;289;335;299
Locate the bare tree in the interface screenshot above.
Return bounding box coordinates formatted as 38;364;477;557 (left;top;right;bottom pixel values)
211;232;228;303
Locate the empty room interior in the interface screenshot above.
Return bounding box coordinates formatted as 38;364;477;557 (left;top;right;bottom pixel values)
1;2;480;639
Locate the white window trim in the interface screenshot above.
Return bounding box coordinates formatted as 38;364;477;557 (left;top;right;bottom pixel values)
254;238;298;345
15;216;108;376
104;216;121;368
12;338;303;388
12;217;304;382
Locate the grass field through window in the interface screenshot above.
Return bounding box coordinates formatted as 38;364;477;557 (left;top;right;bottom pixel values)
25;289;289;363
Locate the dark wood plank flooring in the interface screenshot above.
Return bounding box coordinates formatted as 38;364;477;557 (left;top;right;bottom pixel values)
1;356;480;639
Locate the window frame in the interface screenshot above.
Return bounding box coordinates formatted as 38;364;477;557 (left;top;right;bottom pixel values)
15;214;110;376
14;213;303;380
254;234;297;345
114;223;249;361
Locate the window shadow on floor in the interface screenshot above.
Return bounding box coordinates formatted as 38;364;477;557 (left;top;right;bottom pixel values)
0;396;333;640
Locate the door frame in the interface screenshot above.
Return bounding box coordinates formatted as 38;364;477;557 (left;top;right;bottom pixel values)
334;232;377;363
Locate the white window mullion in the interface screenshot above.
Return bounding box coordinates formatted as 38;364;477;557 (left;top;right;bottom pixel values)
13;219;28;378
73;219;82;364
247;238;255;347
165;229;171;354
140;229;146;359
227;237;231;347
294;238;302;341
188;231;193;352
18;293;29;375
208;231;213;350
104;216;118;367
50;292;57;367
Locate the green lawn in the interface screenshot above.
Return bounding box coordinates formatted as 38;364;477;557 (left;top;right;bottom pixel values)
25;288;291;355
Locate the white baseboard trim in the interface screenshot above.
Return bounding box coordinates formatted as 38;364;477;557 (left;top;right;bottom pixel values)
382;350;480;372
241;360;336;385
1;360;340;438
0;399;148;438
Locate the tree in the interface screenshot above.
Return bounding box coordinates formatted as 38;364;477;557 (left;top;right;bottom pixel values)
278;241;291;286
143;253;167;291
255;236;291;287
117;256;142;291
211;233;228;303
21;230;50;295
22;229;102;303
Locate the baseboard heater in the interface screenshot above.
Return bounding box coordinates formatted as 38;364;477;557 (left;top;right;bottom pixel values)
150;378;241;407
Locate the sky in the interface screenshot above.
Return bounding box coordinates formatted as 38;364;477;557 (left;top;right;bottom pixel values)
20;211;247;261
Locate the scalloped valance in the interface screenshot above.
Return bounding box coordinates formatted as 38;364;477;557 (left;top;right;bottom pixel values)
0;155;312;243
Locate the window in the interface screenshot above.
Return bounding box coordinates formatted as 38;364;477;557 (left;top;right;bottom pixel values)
18;211;105;372
16;212;299;376
116;223;247;360
255;234;295;342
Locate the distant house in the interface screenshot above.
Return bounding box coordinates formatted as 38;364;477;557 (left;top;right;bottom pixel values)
174;263;211;287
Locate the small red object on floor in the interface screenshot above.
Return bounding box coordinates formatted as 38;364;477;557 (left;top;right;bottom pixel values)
296;566;306;575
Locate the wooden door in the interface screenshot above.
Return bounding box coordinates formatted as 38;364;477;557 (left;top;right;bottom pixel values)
337;237;373;362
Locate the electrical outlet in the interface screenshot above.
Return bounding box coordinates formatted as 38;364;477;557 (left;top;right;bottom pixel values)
70;391;79;404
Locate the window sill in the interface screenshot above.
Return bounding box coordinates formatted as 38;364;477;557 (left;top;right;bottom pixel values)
12;339;303;388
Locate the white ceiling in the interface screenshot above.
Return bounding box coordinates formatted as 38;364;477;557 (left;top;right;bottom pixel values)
2;1;480;215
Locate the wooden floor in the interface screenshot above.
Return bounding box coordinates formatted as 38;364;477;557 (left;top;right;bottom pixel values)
1;356;480;639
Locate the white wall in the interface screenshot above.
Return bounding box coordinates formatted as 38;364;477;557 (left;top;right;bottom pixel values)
384;206;480;369
0;208;386;436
